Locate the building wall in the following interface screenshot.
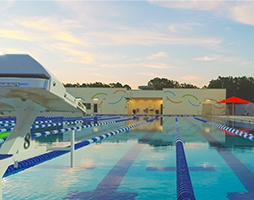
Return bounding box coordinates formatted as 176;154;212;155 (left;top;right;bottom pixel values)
67;88;128;115
163;88;226;115
66;88;226;115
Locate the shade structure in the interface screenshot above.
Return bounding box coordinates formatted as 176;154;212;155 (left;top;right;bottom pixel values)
218;96;252;115
218;96;252;104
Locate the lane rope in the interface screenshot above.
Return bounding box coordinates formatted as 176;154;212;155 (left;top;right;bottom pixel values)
3;116;161;177
194;117;254;142
0;117;136;144
175;117;196;200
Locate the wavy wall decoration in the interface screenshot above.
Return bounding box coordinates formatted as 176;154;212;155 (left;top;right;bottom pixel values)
164;90;225;109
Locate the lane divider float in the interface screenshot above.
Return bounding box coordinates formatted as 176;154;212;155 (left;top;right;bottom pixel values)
3;116;161;177
0;117;136;144
175;117;196;200
194;117;254;142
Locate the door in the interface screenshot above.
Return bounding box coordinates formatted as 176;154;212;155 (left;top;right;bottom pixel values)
202;103;212;115
94;104;98;113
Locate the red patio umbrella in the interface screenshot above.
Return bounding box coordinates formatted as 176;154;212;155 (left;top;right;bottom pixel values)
218;96;252;115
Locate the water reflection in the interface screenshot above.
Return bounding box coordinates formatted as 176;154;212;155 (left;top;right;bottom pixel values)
8;116;254;151
203;116;254;151
34;133;64;144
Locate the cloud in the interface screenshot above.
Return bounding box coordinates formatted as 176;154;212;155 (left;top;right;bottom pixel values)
181;75;204;81
100;62;140;68
100;64;119;68
0;47;29;55
195;56;218;61
169;23;201;33
16;17;88;46
0;29;38;41
149;1;223;11
55;1;122;18
88;31;221;47
44;2;221;48
45;43;94;64
100;62;174;69
150;1;254;27
230;2;254;26
142;63;173;69
195;55;248;64
0;1;14;12
79;67;97;71
147;52;168;60
100;64;131;68
93;73;113;78
239;61;251;66
140;72;160;77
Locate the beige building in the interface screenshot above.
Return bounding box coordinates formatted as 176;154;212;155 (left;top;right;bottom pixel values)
67;88;226;115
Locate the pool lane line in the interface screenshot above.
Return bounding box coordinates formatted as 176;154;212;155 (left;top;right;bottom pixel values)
34;164;95;170
0;116;124;134
0;117;137;144
147;167;215;172
188;118;254;200
74;120;132;142
146;124;215;172
65;128;158;200
0;119;53;125
3;116;161;177
0;120;54;128
0;119;55;127
194;117;254;142
175;117;196;200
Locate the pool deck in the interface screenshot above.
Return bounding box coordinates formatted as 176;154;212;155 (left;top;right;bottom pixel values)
213;115;254;123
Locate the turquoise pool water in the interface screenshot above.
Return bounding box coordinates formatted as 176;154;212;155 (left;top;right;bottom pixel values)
2;116;254;199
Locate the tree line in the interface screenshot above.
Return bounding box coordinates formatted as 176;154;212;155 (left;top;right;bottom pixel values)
207;76;254;102
148;76;254;102
147;77;198;89
64;82;132;90
64;76;254;102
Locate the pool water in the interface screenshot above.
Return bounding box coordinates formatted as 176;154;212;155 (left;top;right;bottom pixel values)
2;116;254;200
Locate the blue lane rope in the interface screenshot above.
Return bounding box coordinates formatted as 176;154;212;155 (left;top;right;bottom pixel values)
194;117;254;142
3;116;161;177
0;115;121;128
175;117;196;200
0;117;137;144
0;119;53;126
0;115;125;134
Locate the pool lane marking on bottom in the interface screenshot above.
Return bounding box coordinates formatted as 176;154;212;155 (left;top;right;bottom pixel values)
189;118;254;200
146;124;215;172
33;165;95;170
146;166;215;171
65;129;158;200
3;116;160;177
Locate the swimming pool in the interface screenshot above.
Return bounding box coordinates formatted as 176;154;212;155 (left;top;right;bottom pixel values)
2;116;254;199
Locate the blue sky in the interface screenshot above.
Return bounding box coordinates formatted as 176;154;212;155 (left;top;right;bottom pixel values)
0;0;253;89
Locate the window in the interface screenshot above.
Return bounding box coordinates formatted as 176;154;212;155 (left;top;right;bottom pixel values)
84;103;91;109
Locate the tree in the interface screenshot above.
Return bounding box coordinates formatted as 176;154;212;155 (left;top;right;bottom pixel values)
64;83;75;87
208;76;254;102
63;81;130;89
123;84;132;90
148;77;180;90
89;82;110;87
180;83;198;88
109;82;123;88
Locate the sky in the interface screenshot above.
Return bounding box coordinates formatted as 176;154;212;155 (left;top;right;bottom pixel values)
0;0;254;89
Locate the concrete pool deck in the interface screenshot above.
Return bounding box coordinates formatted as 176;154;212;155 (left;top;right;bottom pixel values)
212;115;254;123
